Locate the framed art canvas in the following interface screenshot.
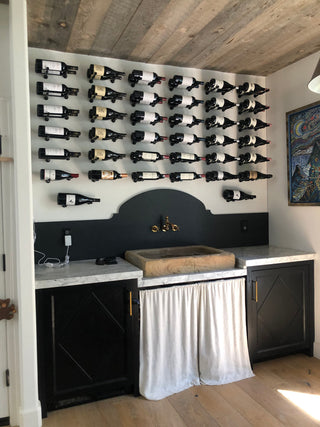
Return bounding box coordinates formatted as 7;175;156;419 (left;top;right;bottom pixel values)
286;101;320;205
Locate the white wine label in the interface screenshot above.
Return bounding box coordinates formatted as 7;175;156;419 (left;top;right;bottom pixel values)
101;170;114;180
247;100;255;109
44;170;56;181
249;153;257;162
181;115;193;125
143;131;156;142
141;92;156;104
215;116;225;126
66;194;76;206
215;135;224;144
42;60;62;74
94;149;106;160
45;126;64;135
142;152;157;160
215;80;224;89
44;105;63;115
180;96;193;107
95;86;106;97
141;71;154;83
142;112;156;123
233;191;241;200
216;152;225;162
246;83;255;92
217;171;224;180
45;148;64;156
96;106;107;118
182;134;194;143
43;83;63;93
95;128;106;139
181;76;194;87
249;118;257;127
180;173;194;180
249;171;258;179
93;64;104;78
142;172;158;179
247;136;256;145
181;153;195;160
215;98;225;108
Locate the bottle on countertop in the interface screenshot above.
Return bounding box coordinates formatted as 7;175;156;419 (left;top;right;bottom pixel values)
38;125;80;141
205;152;239;164
238;135;270;149
130;150;168;163
131;131;167;144
129;90;166;107
169;172;204;182
87;64;125;83
237;82;269;98
169;114;204;128
168;95;203;110
128;70;165;88
57;193;100;207
238;170;273;182
239;152;271;165
37;105;79;121
238;117;271;132
88;85;126;103
223;189;256;202
89;106;127;123
204;79;236;95
238;99;269;114
205;97;237;113
38;148;81;162
169;133;205;145
168;75;204;91
35;59;78;78
36;82;79;100
88;149;125;163
88;127;126;143
130;110;167;126
40;169;79;183
205;115;238;130
88;170;128;182
205;134;238;147
169;152;204;164
205;171;238;182
131;171;169;182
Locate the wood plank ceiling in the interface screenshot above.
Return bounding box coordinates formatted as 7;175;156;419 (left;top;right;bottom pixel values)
26;0;320;76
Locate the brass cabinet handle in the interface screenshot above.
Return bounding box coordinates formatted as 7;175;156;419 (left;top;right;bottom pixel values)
251;280;258;302
255;280;258;302
129;291;132;317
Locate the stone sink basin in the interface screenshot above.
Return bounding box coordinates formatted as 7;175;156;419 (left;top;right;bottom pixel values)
124;245;235;278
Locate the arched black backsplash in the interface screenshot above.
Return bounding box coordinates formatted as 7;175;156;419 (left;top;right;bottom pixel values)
34;189;268;262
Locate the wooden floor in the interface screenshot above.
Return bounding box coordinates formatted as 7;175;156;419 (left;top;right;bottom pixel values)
16;354;320;427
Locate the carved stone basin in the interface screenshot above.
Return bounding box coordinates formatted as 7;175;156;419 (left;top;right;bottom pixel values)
124;245;235;277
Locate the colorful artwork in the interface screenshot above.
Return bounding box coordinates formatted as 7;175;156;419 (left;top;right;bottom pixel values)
287;101;320;205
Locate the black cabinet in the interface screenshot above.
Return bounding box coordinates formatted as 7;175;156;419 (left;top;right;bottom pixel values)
36;279;139;415
246;261;314;363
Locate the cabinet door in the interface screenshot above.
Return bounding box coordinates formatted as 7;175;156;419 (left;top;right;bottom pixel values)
246;262;313;363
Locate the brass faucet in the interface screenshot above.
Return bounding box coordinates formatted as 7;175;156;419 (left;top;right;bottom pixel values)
152;216;180;233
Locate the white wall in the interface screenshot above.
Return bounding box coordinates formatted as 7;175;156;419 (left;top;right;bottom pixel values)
266;51;320;356
29;48;268;222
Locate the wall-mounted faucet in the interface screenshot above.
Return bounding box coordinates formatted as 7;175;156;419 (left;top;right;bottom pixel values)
151;216;180;233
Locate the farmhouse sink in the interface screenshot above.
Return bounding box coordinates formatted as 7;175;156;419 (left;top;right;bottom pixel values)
124;245;235;277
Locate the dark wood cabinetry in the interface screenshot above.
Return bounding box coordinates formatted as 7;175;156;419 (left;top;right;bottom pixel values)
246;261;314;363
36;279;139;415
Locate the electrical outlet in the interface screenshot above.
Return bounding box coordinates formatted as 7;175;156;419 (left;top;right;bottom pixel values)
64;229;72;246
240;220;248;233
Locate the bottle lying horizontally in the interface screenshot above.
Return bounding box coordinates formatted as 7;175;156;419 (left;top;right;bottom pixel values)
168;75;204;91
168;114;204;128
35;59;78;78
205;97;238;113
238;170;273;181
37;105;79;121
131;171;169;182
88;170;128;182
36;82;79;100
130;110;167;126
89;106;127;123
239;152;271;165
131;130;167;144
88;85;126;103
223;190;256;202
169;152;204;164
237;82;269;98
205;171;238;182
128;70;165;87
87;64;125;83
169;133;205;145
205;134;238;147
169;172;204;182
130;90;166;107
38;148;81;162
130;150;168;163
205;152;239;164
168;95;203;110
238;135;270;148
57;193;100;207
88;127;126;142
238;99;269;114
204;79;236;95
238;117;271;132
40;169;79;183
38;125;81;141
88;149;125;163
205;116;239;130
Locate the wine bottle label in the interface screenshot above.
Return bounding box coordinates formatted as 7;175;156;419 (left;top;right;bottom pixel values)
141;71;154;83
249;171;258;179
45;126;64;135
141;92;156;104
43;105;63;115
66;194;76;206
249;153;257;162
43;83;63;93
217;171;224;180
42;60;62;74
249;118;257;127
215;116;225;126
216;153;225;162
215;135;224;144
182;134;194;143
44;170;56;181
180;173;194;180
181;77;194;87
141;172;158;179
215;80;224;89
233;191;241;200
142;152;157;160
101;171;114;180
44;148;64;156
93;64;104;78
247;100;255;109
95;128;106;139
95;86;106;97
95;106;107;118
180;96;193;107
143;131;156;142
247;136;256;145
245;83;255;93
181;115;193;125
142;112;156;123
181;153;195;160
94;149;106;160
215;98;225;108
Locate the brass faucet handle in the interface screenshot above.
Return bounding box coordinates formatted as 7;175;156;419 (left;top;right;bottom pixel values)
161;224;170;232
171;224;180;232
151;225;159;233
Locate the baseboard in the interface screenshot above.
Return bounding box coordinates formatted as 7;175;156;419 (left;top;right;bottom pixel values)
19;401;42;427
0;417;9;427
313;342;320;358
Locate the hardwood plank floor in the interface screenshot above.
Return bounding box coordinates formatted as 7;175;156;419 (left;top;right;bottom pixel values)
26;354;320;426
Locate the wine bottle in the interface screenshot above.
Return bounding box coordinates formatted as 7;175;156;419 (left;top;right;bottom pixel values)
131;131;167;144
130;90;166;107
89;106;127;123
205;134;238;147
36;82;79;100
128;70;165;87
168;114;204;128
223;190;256;202
238;170;273;182
88;85;126;103
237;82;269;98
205;171;238;182
238;117;271;132
205;97;237;113
88;149;125;163
88;128;126;143
38;148;81;162
238;135;270;149
38;125;80;141
37;104;79;121
168;75;204;91
87;64;125;83
205;152;239;164
131;171;169;182
40;169;79;183
130;110;167;126
35;59;78;78
169;133;205;145
239;152;271;165
169;152;203;164
205;115;238;130
88;170;128;182
169;172;204;182
57;193;100;207
130;150;168;163
204;79;236;95
238;99;269;114
168;95;203;110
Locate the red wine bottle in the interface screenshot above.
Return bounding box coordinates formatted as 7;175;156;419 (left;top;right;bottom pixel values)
130;110;167;126
57;193;100;207
87;64;125;83
168;75;204;91
169;152;203;164
169;172;204;182
35;59;78;78
88;170;128;182
88;85;126;103
239;152;270;165
88;128;126;142
169;133;205;145
238;135;270;149
205;115;238;130
38;148;81;162
131;131;167;144
37;104;79;121
130;91;166;107
168;95;203;110
88;149;125;163
205;134;238;147
238;117;270;132
36;82;79;100
38;125;81;141
223;190;256;202
40;169;79;183
128;70;165;87
238;170;273;182
205;97;237;113
131;171;169;182
237;82;269;98
169;114;204;128
238;99;269;114
205;171;238;182
206;152;239;164
89;106;127;123
204;79;236;95
130;150;168;163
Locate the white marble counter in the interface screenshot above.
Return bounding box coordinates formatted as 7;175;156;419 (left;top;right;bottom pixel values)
35;257;143;290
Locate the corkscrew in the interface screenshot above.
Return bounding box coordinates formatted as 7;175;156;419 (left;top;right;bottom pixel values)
151;216;180;233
